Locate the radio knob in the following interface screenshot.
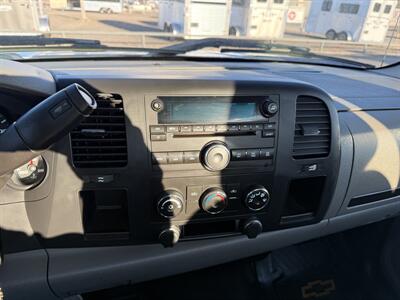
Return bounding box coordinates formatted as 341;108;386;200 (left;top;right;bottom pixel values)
157;190;184;219
200;188;228;214
245;186;270;211
261;100;279;117
201;142;231;171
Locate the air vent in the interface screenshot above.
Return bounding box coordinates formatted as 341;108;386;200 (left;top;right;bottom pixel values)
293;96;331;159
71;93;128;168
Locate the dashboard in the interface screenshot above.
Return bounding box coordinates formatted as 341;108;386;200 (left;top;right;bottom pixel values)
0;58;399;299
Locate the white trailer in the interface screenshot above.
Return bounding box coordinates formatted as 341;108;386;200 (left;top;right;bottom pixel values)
305;0;397;42
229;0;289;38
67;0;123;14
158;0;232;36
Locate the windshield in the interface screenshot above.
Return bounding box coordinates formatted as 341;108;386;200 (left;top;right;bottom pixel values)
0;0;399;67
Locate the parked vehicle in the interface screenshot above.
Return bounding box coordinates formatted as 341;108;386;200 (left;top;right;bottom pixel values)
305;0;397;42
68;0;123;13
158;0;232;36
229;0;289;38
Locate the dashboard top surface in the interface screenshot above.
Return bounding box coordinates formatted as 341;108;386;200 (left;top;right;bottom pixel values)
30;60;400;111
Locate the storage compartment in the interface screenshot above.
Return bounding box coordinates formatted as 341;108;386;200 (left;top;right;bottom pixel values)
80;189;129;239
282;177;326;222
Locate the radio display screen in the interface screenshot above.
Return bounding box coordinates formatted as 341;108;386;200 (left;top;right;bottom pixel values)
157;97;261;124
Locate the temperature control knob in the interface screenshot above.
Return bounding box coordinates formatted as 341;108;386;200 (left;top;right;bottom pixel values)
157;190;184;219
201;141;231;171
200;188;228;214
245;186;270;211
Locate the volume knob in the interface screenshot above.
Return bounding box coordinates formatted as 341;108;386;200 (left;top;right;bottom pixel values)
201;141;231;171
260;100;279;117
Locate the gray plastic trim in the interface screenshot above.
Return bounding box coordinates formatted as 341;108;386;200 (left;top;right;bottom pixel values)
338;110;400;215
48;221;328;297
0;59;56;96
325;114;354;218
0;250;58;300
327;200;400;236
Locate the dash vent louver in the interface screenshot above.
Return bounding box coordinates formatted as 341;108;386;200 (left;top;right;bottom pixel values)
71;93;128;168
293;96;331;159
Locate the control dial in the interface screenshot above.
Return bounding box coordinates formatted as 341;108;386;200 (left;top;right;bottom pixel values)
159;225;181;247
8;156;47;191
242;218;263;239
245;186;270;211
157;190;184;219
200;188;228;214
201;141;231;171
260;100;279;117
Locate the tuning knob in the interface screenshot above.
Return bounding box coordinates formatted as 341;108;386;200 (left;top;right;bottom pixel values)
260;100;279;117
200;187;228;214
157;190;184;219
201;141;231;171
244;186;270;211
242;218;263;239
159;225;181;247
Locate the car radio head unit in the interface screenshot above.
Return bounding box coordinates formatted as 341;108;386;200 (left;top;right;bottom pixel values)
145;95;279;173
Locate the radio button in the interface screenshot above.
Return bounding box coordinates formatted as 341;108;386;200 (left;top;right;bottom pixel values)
167;125;179;133
180;125;192;133
216;125;228;132
150;125;165;133
260;149;274;159
183;151;200;163
254;124;264;130
228;124;239;131
262;129;275;138
193;125;204;132
239;124;252;131
187;185;203;202
204;125;216;132
246;149;260;160
231;149;246;160
227;184;240;198
152;152;168;164
264;123;276;130
151;134;167;141
167;152;183;164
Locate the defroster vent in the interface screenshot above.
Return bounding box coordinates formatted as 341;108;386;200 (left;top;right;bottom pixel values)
293;96;331;159
71;93;128;168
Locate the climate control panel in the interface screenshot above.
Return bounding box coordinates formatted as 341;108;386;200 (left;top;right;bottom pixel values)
155;181;272;221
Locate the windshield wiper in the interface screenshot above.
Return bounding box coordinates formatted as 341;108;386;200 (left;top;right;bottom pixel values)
155;38;374;69
0;36;103;48
156;38;311;56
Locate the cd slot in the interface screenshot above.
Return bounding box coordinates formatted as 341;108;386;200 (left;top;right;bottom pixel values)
173;131;257;138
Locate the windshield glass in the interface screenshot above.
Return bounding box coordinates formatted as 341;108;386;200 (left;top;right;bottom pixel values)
0;0;399;67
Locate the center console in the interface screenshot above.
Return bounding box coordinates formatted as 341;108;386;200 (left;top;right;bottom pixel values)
138;88;339;246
